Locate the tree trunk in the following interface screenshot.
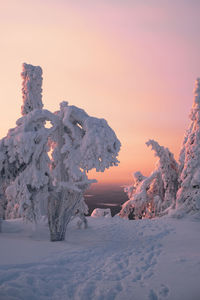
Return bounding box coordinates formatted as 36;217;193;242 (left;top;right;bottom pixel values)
48;201;69;241
49;214;68;242
50;229;66;242
48;189;81;242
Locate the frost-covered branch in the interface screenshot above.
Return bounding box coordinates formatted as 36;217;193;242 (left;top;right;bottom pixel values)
21;63;43;115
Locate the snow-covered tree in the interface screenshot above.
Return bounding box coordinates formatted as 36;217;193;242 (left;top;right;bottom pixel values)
119;170;161;219
176;78;200;217
1;63;121;240
119;140;178;219
146;140;178;212
47;101;120;241
3;64;50;222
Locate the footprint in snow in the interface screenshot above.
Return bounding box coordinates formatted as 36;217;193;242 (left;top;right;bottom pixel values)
132;273;142;282
148;284;170;300
159;284;169;297
148;289;158;300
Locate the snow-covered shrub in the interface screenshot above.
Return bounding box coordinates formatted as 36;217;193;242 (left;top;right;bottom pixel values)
175;78;200;217
120;140;178;219
91;208;112;218
0;63;120;240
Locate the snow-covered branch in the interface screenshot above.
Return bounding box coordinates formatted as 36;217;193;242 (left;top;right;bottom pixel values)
21;63;43;115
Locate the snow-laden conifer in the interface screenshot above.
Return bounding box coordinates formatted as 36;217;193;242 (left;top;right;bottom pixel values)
146;140;178;211
0;63;121;240
176;78;200;217
120;140;178;219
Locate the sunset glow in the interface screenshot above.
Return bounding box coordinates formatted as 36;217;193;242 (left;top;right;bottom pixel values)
1;0;200;185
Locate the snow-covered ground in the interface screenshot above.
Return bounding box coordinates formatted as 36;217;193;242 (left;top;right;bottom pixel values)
0;216;200;300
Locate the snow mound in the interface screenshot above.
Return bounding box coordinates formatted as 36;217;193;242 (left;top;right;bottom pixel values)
91;208;112;218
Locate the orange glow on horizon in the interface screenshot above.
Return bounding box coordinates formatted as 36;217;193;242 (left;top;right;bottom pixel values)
0;0;200;185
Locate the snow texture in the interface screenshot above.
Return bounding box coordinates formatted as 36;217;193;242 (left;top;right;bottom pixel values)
0;216;200;300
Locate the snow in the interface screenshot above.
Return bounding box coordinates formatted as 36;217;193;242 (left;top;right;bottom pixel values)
91;208;112;218
1;217;200;300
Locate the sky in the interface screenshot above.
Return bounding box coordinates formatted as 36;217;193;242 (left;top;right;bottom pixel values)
0;0;200;185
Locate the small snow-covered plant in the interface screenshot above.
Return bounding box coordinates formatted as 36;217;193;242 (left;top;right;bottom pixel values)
175;78;200;217
120;140;178;219
1;63;121;240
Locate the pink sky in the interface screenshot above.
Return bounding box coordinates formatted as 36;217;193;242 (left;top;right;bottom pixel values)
0;0;200;185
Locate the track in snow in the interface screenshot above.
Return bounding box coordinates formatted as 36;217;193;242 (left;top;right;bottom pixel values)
0;216;199;300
